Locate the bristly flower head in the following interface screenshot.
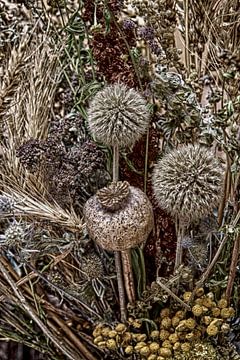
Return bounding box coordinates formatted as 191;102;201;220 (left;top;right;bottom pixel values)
152;144;223;223
87;83;150;148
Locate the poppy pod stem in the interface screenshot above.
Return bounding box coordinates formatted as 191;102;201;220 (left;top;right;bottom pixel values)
121;249;136;303
112;144;136;312
113;144;127;322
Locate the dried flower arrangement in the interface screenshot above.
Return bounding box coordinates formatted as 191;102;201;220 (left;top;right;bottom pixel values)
0;0;240;360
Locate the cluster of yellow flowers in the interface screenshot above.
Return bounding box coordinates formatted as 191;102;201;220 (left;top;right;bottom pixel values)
92;288;235;359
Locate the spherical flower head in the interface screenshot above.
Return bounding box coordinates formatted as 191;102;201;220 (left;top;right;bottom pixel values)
152;144;223;223
87;83;150;148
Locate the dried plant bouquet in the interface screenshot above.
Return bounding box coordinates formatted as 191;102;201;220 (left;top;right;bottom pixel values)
0;0;240;359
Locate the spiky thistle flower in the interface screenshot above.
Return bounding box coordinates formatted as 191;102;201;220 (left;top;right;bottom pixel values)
80;253;104;280
152;145;223;223
0;195;14;213
4;223;26;248
87;83;150;148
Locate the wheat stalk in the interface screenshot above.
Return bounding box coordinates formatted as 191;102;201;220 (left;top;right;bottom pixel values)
1;182;83;232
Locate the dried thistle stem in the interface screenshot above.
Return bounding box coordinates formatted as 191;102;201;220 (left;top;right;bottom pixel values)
226;233;240;302
174;218;184;271
113;144;127;321
196;209;240;290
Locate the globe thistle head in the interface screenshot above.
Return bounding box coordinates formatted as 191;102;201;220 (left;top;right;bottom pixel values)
152;145;223;223
80;253;104;280
87;83;150;148
4;223;26;248
0;195;14;213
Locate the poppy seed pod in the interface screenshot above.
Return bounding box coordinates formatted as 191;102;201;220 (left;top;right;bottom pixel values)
87;83;150;148
83;181;153;251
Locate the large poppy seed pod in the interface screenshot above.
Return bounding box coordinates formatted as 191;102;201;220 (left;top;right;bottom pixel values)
83;181;153;251
152;144;223;223
87;83;150;148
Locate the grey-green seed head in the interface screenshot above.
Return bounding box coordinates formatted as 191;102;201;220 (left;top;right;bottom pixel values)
152;145;223;223
87;83;150;148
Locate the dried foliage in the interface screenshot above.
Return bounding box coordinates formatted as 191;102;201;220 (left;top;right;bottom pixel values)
0;0;240;359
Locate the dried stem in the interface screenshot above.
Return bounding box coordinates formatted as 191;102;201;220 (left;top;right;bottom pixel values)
121;250;136;303
0;259;77;360
113;144;119;182
226;234;240;302
114;252;127;322
49;311;97;360
113;144;127;321
174;218;184;271
156;278;191;311
196;209;240;290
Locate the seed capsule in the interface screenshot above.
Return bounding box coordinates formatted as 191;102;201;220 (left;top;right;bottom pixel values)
106;339;117;350
195;287;205;297
185;318;196;330
159;329;170;340
139;346;151;356
94;336;103;344
149;342;160;352
115;323;127;333
183;292;192;302
108;330;117;338
148;355;157;360
135;342;147;351
211;307;221;317
150;330;160;339
218;299;228;309
206;324;219;336
160;317;172;329
158;347;172;357
125;345;134;354
192;304;203;317
181;342;191;352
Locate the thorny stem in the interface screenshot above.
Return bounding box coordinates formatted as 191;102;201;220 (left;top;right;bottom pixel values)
226;233;240;302
0;259;77;360
113;144;127;322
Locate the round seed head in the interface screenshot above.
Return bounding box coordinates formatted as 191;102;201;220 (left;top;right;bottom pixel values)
152;145;223;223
0;195;14;213
4;223;25;247
87;83;150;148
80;253;104;280
83;181;153;251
